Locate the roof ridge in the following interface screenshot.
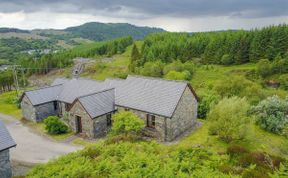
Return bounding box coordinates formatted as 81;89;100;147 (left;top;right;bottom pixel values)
74;77;104;83
127;75;188;84
78;88;115;99
25;84;63;93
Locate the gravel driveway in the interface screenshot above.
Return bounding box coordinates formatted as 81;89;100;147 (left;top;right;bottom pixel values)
0;113;82;164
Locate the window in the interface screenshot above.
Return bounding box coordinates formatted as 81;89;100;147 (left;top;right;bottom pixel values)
53;101;58;110
107;114;112;127
146;114;156;128
124;108;130;111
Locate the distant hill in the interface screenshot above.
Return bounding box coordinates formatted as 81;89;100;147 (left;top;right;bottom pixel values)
0;28;29;33
64;22;165;41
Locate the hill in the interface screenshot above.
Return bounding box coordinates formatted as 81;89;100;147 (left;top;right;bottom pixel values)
64;22;165;41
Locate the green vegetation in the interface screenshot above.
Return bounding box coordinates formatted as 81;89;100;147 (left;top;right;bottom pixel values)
208;97;250;143
110;111;144;136
65;22;164;41
0;70;13;93
0;24;287;177
0;91;21;119
252;96;288;136
43;116;69;135
136;25;287;66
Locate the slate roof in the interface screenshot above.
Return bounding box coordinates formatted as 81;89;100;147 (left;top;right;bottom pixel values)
24;85;63;105
23;76;197;119
0;121;16;151
51;78;69;86
57;78;105;103
78;89;115;119
115;76;188;117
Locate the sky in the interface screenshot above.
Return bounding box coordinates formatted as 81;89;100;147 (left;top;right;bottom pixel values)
0;0;287;32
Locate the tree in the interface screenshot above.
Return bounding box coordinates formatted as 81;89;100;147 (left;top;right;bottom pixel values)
208;97;250;142
139;61;164;77
279;74;288;90
251;96;288;135
257;59;271;77
111;111;144;135
129;43;140;72
221;54;233;65
198;93;220;119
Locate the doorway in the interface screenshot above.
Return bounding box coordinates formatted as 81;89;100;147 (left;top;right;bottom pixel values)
75;116;82;133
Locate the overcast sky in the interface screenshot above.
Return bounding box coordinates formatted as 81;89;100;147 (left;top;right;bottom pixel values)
0;0;287;32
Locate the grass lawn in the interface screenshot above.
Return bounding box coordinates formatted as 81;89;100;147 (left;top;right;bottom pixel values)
175;120;288;159
0;91;22;119
23;121;74;141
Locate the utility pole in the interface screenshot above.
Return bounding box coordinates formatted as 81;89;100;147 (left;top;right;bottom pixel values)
12;65;20;97
21;68;26;89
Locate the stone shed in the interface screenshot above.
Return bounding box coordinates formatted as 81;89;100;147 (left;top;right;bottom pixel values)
0;121;16;178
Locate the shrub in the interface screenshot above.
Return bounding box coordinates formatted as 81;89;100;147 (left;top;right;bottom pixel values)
198;93;219;119
164;70;192;81
279;74;288;90
163;60;184;74
221;54;233;65
43;116;68;135
227;145;248;157
257;59;271;78
113;71;128;79
208;97;250;142
111;111;144;136
140;61;164;77
214;76;265;104
251;96;288;135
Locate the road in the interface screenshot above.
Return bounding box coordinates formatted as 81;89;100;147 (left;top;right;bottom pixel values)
0;113;82;164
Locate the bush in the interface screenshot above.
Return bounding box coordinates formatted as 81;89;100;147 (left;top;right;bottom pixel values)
214;76;266;104
221;54;233;65
257;59;271;78
111;111;144;136
251;96;288;135
113;71;128;79
164;70;192;81
163;60;184;75
139;61;164;77
44;116;68;135
198;93;219;119
208;97;250;142
227;145;248;157
279;74;288;90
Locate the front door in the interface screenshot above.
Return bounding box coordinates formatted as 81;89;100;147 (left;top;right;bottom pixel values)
76;116;82;133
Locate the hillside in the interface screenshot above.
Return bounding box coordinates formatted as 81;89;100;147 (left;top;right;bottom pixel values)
64;22;165;41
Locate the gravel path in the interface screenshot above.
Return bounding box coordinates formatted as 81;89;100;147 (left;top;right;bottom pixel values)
0;113;82;164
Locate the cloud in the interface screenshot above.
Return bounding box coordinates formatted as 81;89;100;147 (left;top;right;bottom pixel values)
0;0;287;31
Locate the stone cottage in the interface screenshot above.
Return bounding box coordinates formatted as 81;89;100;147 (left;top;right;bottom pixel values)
21;76;198;141
0;121;16;178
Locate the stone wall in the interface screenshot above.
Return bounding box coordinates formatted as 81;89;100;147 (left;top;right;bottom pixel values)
21;95;60;122
167;86;198;141
93;114;110;138
117;106;167;141
34;101;59;122
21;95;36;121
0;149;12;178
68;101;112;138
68;101;94;137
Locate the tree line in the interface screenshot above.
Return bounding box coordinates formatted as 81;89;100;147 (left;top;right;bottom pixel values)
131;24;288;68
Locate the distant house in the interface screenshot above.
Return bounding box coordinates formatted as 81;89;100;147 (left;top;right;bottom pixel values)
20;76;198;141
0;121;16;178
